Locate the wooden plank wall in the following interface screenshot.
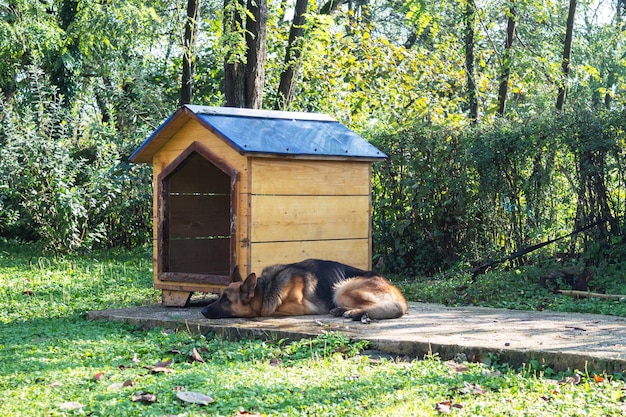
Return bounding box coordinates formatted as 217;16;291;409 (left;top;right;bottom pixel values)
248;158;372;272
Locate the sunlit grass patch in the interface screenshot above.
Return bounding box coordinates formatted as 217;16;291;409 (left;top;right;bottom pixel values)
2;325;624;416
0;241;157;323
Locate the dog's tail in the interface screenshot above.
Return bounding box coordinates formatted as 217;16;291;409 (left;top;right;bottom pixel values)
332;276;408;320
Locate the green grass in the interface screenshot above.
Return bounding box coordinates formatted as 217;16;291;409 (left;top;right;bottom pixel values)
1;240;625;416
0;242;157;323
396;262;626;317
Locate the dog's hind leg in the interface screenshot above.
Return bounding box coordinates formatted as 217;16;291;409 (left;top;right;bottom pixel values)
332;276;408;321
330;306;370;321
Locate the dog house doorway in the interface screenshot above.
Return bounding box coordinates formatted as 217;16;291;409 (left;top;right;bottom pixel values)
158;144;237;293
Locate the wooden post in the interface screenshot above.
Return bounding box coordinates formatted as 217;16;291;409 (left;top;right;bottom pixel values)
161;290;192;307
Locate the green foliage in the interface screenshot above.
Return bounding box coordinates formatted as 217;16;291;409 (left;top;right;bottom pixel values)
466;115;569;256
221;0;252;64
370;124;478;274
0;69;152;250
284;10;467;131
371;108;626;276
396;261;626;317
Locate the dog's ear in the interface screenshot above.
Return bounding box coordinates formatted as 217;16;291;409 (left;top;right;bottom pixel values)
240;273;257;304
231;265;243;282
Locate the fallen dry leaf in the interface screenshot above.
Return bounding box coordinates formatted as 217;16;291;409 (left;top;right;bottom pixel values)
269;358;282;366
189;348;205;363
481;368;502;377
131;392;157;404
461;381;487;395
153;359;173;368
57;401;83;410
145;358;174;373
559;374;582;385
176;391;214;405
435;400;462;414
435;400;452;413
445;361;469;373
149;366;174;374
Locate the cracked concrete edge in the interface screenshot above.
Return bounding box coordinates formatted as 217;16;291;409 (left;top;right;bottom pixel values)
364;338;626;374
85;310;626;374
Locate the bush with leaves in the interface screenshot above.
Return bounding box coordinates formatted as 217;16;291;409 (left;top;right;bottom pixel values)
371;109;626;276
370;124;479;275
0;70;151;251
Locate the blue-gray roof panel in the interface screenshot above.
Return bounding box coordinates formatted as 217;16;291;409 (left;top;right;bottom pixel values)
196;113;385;159
129;105;387;163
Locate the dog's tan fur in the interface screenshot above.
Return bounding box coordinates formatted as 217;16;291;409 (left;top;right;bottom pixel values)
201;259;408;321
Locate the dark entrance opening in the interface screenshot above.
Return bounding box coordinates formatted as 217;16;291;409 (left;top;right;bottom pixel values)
162;151;232;278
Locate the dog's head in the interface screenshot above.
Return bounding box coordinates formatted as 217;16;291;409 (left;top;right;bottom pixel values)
201;266;258;318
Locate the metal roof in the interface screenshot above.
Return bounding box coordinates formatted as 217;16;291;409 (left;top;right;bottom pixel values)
129;105;386;163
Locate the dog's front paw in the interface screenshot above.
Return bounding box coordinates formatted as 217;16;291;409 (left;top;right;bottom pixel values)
330;307;347;317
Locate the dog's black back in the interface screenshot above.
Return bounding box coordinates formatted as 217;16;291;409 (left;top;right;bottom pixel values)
298;259;367;303
258;259;369;311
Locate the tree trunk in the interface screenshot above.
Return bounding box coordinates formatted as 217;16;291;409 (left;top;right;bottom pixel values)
223;0;246;107
96;78;111;124
47;0;79;105
319;0;343;15
275;0;308;110
180;0;200;105
556;0;576;112
464;0;478;124
223;0;266;108
604;0;625;109
497;5;516;117
244;0;267;109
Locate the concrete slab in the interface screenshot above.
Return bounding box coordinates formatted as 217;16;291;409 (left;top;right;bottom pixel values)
86;302;626;374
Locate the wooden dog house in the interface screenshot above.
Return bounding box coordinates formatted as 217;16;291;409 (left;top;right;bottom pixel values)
130;105;386;306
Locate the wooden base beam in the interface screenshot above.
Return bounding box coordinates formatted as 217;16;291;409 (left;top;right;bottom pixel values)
161;290;193;307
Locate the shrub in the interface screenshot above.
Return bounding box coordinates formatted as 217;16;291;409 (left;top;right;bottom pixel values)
370;110;626;276
370;124;479;274
0;69;151;250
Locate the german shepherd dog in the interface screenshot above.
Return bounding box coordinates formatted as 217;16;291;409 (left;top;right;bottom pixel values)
201;259;408;321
